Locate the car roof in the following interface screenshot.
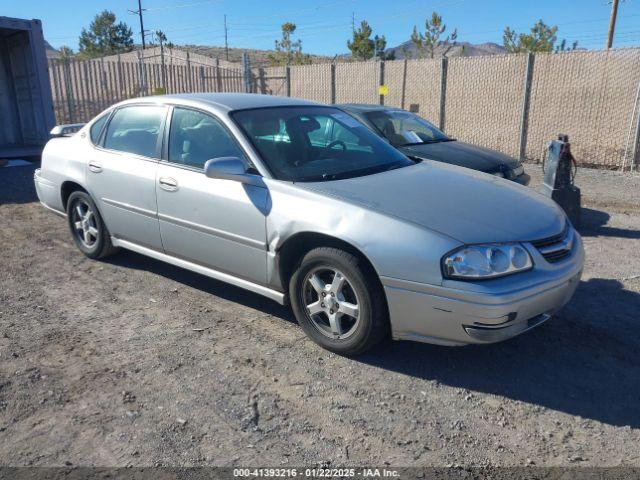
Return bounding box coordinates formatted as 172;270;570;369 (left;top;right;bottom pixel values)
337;103;401;113
116;93;321;112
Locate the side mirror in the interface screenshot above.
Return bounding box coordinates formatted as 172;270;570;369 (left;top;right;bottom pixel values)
204;157;250;183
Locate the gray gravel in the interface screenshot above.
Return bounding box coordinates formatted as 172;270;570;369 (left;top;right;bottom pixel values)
1;162;639;467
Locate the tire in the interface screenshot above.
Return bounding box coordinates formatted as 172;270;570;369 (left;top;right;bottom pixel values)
289;247;389;355
66;191;118;259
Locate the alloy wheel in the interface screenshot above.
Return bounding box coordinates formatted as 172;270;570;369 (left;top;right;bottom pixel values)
302;267;360;339
71;200;99;248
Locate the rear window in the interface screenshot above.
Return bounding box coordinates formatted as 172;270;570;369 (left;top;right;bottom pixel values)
89;112;109;145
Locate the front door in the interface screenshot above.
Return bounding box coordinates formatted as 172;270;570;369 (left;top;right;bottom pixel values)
155;106;268;285
86;104;167;251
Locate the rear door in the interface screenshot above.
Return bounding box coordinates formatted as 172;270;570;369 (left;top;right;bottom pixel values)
155;106;268;284
86;104;167;250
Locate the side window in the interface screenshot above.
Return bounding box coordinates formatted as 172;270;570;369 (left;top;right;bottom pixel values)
168;107;246;169
89;112;109;145
103;105;166;158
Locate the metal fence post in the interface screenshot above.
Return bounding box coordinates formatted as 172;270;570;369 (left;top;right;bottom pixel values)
632;107;640;172
518;53;535;162
330;63;336;104
160;41;167;93
116;53;124;100
137;49;146;96
439;57;448;131
379;60;385;106
401;59;408;110
242;52;251;93
63;58;75;123
285;66;291;97
186;51;192;92
215;58;222;92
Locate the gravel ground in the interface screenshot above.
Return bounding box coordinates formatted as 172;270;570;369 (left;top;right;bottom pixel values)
0;161;639;468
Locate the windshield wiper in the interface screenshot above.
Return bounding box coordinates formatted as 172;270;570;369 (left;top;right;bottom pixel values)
399;138;453;147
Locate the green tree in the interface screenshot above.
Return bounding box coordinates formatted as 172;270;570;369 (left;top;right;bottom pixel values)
78;10;134;58
348;20;375;60
267;22;311;66
374;34;395;60
57;46;74;60
411;12;457;58
503;20;558;53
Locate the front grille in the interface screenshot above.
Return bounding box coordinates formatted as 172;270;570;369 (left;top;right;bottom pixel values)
531;226;574;263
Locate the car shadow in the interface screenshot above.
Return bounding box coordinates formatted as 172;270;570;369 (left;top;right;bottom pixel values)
356;277;640;428
104;249;640;428
104;249;295;323
579;207;640;239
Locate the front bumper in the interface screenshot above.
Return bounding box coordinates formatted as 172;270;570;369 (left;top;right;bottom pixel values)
382;232;584;346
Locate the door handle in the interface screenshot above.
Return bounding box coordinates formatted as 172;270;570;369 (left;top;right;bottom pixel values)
88;161;102;173
159;176;179;191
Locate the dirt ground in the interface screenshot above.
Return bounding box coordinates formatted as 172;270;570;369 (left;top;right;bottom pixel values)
1;161;639;468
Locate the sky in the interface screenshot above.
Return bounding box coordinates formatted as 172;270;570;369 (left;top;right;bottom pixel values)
3;0;640;55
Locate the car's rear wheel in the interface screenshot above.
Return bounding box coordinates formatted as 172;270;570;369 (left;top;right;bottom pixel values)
289;247;388;355
66;191;117;259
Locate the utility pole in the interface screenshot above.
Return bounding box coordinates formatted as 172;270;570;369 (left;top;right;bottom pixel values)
606;0;620;49
224;14;229;61
128;0;147;49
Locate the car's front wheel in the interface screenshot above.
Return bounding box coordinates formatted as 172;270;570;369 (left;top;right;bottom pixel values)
66;191;117;259
289;247;388;355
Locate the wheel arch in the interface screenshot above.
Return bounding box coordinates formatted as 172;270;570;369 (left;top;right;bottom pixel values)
276;231;388;308
60;181;88;210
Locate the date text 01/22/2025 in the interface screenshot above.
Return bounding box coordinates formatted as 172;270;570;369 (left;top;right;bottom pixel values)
233;468;400;477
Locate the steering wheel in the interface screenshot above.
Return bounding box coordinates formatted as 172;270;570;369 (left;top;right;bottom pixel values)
327;140;347;151
318;140;347;159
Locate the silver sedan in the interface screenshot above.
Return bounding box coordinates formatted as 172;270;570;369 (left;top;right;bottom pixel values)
34;93;584;355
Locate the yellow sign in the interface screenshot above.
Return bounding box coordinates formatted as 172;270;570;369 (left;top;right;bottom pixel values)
378;85;389;96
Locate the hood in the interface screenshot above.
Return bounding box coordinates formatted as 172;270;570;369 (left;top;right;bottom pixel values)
400;140;519;172
300;161;565;244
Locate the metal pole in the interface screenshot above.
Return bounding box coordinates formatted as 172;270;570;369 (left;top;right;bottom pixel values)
138;0;146;49
64;58;74;123
242;52;251;93
606;0;620;49
285;66;291;97
224;14;229;61
186;51;193;92
439;57;448;131
518;53;535;162
160;37;167;92
215;58;222;92
632;103;640;172
378;60;385;106
401;59;407;110
330;63;336;104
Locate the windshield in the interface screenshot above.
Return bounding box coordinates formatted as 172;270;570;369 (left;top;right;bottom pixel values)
365;109;450;147
232;106;413;182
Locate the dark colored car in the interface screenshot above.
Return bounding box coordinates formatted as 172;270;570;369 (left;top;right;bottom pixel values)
337;104;530;185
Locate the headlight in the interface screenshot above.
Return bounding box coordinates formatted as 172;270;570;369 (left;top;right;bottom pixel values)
442;243;533;280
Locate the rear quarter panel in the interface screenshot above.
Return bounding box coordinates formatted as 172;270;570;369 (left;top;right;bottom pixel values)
37;131;90;212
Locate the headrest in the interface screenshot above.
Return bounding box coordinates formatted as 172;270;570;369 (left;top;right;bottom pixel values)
290;116;321;133
250;117;280;137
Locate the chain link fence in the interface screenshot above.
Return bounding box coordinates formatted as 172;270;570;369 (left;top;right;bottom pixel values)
48;47;640;171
